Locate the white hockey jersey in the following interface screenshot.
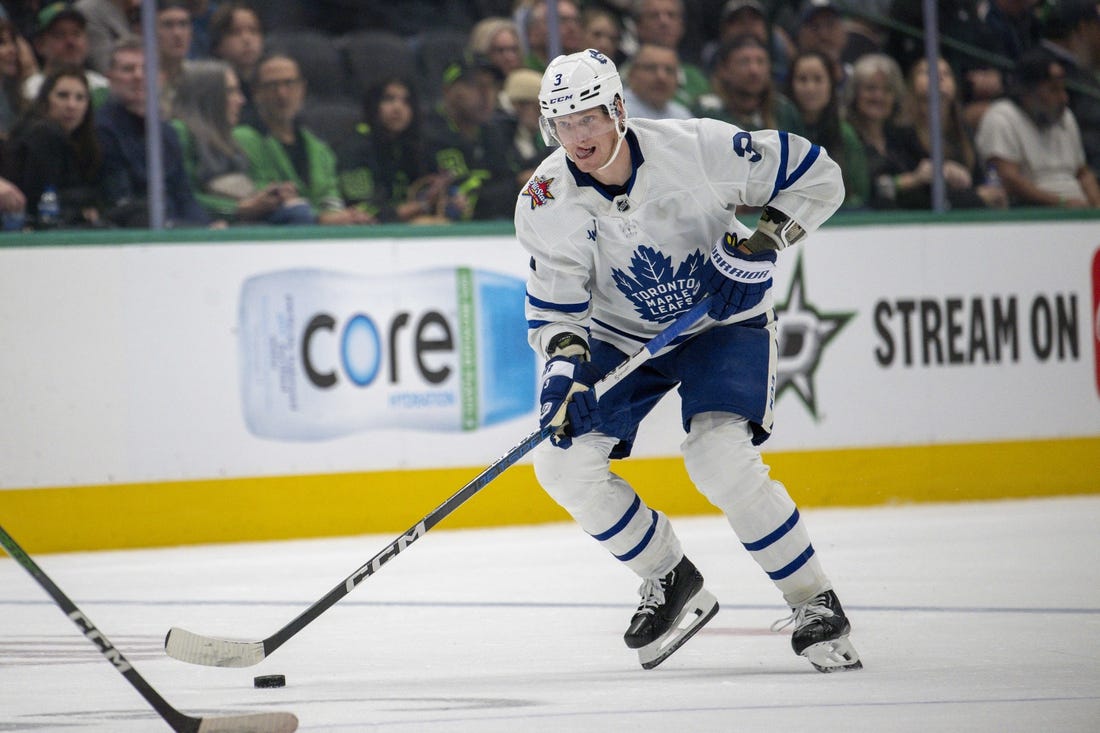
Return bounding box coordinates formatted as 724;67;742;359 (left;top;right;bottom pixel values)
515;116;844;357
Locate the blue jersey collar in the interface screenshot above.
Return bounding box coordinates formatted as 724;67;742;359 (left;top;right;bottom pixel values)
566;129;644;201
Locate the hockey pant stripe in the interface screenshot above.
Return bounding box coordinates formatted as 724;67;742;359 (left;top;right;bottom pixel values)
742;508;800;551
610;509;658;562
533;434;683;578
591;494;641;541
588;493;659;562
765;544;816;580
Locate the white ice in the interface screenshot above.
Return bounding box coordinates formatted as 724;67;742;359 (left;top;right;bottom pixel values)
2;496;1099;732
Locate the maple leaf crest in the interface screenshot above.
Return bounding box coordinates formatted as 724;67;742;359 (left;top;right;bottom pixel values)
612;246;706;323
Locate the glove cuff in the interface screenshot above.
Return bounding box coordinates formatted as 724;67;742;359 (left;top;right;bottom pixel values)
710;234;776;283
746;205;806;252
547;332;590;360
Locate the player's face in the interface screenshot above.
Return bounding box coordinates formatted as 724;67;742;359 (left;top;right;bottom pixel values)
548;105;619;171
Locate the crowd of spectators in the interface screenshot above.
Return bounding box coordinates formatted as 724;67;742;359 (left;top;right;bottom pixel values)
1;0;1098;232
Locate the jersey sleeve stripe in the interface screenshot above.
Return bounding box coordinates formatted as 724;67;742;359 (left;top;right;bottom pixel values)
768;132;822;201
527;291;590;313
770;131;791;202
780;144;821;192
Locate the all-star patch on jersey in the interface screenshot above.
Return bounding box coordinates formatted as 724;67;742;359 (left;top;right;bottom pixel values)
514;117;844;357
522;175;556;209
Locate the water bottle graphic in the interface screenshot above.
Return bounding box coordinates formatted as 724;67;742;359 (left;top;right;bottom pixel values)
239;266;536;440
36;185;60;229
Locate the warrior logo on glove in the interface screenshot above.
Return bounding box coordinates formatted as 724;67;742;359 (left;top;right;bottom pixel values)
701;230;777;321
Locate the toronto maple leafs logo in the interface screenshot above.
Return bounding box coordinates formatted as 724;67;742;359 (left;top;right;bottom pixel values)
612;245;705;323
522;176;555;209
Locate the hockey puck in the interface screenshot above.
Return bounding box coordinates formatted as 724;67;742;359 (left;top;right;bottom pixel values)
253;674;286;688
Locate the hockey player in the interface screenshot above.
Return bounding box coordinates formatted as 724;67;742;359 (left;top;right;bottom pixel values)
515;48;862;672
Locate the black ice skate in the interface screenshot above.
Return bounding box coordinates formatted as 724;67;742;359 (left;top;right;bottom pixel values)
772;589;862;672
623;556;719;670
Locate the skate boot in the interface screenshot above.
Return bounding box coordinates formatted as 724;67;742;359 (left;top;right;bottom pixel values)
623;556;719;670
772;589;862;672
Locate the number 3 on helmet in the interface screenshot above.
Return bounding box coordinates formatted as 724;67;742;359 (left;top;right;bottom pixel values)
538;49;628;148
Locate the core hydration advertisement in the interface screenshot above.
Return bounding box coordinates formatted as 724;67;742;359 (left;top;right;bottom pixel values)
238;266;536;441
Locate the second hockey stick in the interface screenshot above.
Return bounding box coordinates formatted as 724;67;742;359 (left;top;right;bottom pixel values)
0;524;298;733
165;298;711;668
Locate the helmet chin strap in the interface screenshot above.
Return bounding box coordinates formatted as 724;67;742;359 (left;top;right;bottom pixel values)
595;107;629;172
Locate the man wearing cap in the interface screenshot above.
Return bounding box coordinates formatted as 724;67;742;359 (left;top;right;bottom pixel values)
794;0;849;87
422;54;516;220
499;67;552;186
74;0;141;74
22;3;109;105
705;0;792;83
1039;0;1100;171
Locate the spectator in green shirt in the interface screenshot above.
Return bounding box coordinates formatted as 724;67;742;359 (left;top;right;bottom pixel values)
232;53;372;225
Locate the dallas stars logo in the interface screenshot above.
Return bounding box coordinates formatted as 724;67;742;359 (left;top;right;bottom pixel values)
522;176;555;209
775;254;854;418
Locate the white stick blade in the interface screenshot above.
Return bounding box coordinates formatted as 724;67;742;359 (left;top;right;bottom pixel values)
196;712;298;733
165;627;266;667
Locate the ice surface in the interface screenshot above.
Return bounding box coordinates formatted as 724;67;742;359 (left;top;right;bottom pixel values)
2;496;1098;731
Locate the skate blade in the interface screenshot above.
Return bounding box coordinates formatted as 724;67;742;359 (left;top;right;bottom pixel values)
637;589;719;670
801;635;862;673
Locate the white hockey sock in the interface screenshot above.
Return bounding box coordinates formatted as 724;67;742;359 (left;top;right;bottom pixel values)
534;434;683;579
683;412;829;605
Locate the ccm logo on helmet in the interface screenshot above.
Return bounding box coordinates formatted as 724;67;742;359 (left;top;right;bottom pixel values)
549;94;573;104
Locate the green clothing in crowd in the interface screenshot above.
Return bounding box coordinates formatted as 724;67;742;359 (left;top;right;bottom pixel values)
232;122;346;215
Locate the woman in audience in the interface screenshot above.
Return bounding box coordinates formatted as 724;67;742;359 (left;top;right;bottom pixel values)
171;59;313;224
3;66;102;228
209;2;264;111
336;77;451;223
845;53;922;210
786;50;868;209
468;17;524;83
900;55;1006;209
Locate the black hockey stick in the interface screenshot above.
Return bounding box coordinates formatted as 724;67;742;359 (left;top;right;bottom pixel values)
165;297;712;668
0;524;298;732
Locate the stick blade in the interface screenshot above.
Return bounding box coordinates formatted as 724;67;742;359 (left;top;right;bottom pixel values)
196;712;298;733
165;627;266;667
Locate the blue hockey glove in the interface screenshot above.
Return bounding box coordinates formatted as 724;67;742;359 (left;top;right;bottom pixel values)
539;355;602;448
701;231;777;321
